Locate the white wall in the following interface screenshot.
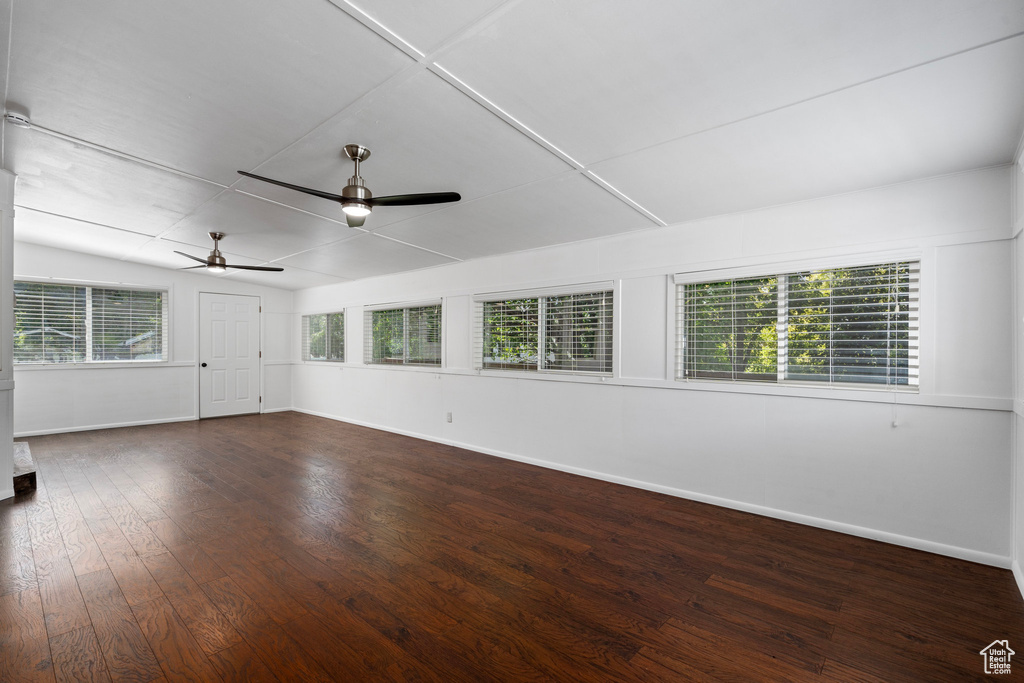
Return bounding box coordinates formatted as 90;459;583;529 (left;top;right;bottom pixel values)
1012;146;1024;594
0;171;14;500
293;165;1015;566
12;243;294;435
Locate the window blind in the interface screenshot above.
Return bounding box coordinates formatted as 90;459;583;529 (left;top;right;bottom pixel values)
476;287;613;375
677;260;919;388
14;281;167;364
91;287;167;361
302;311;344;361
681;277;778;382
785;262;918;386
481;298;539;370
14;282;86;363
543;291;613;373
363;303;441;366
406;305;442;366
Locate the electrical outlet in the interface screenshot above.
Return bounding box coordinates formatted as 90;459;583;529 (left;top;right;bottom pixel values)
446;412;453;423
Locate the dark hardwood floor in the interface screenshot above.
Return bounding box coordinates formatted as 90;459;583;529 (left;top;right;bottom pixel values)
1;411;1021;681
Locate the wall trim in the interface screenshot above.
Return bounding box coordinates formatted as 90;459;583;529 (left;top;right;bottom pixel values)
14;415;196;438
1014;561;1024;601
13;361;194;372
288;406;1010;569
291;362;1011;412
0;487;14;502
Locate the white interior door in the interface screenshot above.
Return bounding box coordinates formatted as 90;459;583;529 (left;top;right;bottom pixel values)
199;292;260;418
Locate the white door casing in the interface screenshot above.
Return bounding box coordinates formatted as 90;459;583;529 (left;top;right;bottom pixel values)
199;292;260;418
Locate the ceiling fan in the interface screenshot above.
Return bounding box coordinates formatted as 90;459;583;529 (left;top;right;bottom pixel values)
175;232;283;273
238;144;461;228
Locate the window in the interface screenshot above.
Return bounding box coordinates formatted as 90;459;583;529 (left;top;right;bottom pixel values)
477;286;613;375
14;281;168;364
302;312;344;361
363;303;442;366
677;261;918;387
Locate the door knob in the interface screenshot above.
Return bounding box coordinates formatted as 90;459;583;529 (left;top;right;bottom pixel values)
201;362;208;367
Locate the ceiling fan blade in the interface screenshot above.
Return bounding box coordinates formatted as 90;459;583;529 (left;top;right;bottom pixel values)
346;213;366;228
225;264;285;272
370;192;461;207
174;250;209;264
179;265;208;270
237;171;346;203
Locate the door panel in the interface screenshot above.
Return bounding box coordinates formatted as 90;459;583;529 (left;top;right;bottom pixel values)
200;292;260;418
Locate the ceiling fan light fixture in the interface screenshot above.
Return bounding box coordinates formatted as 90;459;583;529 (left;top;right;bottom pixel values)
341;201;371;217
207;264;226;274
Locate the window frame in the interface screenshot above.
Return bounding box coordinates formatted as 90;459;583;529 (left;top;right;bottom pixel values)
13;278;170;366
301;310;345;362
474;282;615;377
674;257;919;391
362;300;443;367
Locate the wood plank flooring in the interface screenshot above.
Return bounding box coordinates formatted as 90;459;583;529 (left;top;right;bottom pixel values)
1;411;1021;681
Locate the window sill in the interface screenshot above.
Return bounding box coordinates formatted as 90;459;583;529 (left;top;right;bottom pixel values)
477;368;614;380
678;377;919;394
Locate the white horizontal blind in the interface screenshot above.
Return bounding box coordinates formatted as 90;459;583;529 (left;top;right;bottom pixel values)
677;260;919;388
481;298;539;370
302;314;317;360
785;262;918;386
543;291;613;373
327;312;344;361
364;304;441;366
303;312;344;361
406;305;442;366
365;308;404;364
14;282;87;363
14;281;168;364
90;287;168;361
681;277;778;382
476;287;613;375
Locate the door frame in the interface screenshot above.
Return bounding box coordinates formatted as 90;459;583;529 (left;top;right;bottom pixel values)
195;289;263;419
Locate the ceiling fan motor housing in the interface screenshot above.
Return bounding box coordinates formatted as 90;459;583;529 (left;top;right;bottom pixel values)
342;145;372;214
342;179;371;202
208;232;226;267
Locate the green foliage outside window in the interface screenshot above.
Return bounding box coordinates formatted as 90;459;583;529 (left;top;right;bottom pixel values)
483;299;539;368
543;292;612;373
305;312;344;361
481;290;612;374
407;306;441;365
371;309;406;363
368;305;441;366
685;277;777;381
787;263;911;384
683;261;914;386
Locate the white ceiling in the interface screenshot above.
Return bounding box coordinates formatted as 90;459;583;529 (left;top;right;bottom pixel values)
4;0;1024;290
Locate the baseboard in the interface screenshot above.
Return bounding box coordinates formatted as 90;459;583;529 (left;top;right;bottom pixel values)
260;407;294;414
14;415;197;438
1014;561;1024;600
15;407;296;436
290;406;1011;569
0;487;14;502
